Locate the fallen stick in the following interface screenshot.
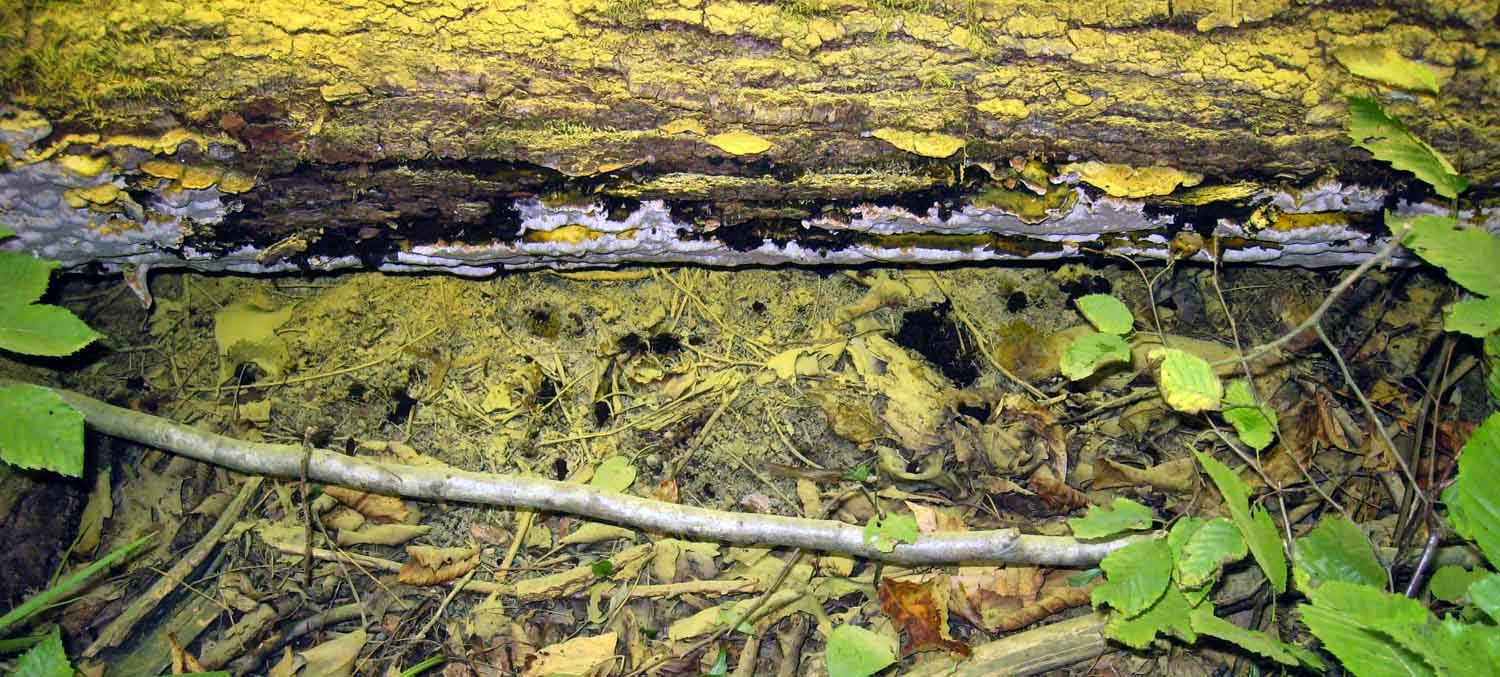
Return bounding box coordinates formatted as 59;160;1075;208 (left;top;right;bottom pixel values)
30;382;1146;566
902;611;1110;677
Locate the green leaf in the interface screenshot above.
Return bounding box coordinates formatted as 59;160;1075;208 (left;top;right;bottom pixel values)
0;251;58;307
1398;214;1500;298
862;513;918;553
1222;379;1277;451
825;624;896;677
1487;335;1500;406
0;304;104;357
1176;517;1247;589
1190;606;1317;668
1445;296;1500;338
1153;348;1222;413
1092;538;1173;618
1302;580;1443;675
1061;331;1130;381
1428;565;1488;604
1333;46;1442;94
0;384;85;477
0;226;16;239
1347;97;1468;199
705;647;730;676
588;455;637;493
1430;617;1500;674
15;627;71;677
1075;294;1134;335
1194;451;1287;592
1471;574;1500;621
591;559;614;578
1105;586;1196;649
1442;412;1500;566
1292;515;1388;592
1067;497;1155;539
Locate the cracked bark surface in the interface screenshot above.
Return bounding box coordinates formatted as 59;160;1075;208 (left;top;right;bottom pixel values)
1;0;1496;272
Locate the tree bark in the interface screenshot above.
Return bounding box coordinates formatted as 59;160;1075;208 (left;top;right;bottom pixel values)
1;0;1495;273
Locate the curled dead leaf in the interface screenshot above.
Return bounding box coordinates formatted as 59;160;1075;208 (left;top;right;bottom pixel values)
878;576;971;657
323;486;416;524
399;545;481;585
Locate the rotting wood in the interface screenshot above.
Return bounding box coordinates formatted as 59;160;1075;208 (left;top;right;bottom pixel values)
2;2;1495;276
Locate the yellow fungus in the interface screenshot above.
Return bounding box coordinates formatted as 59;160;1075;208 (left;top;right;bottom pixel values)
1061;161;1204;198
1063;90;1093;107
179;165;223;190
870;128;965;159
66;183;123;207
139;159;185;179
217;170;257;194
706;131;773;156
58;154;111;177
524;225;606;244
661;118;707;137
975;98;1031;120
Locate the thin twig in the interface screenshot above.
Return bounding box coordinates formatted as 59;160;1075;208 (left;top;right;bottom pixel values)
1313;324;1423;501
1212;228;1409;369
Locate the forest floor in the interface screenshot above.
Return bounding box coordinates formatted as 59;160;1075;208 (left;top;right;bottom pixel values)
0;258;1486;676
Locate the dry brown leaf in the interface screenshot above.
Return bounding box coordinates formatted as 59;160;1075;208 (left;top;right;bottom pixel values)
399;545;481;585
560;522;637;546
878;576;970;658
338;524;431;547
169;633;206;673
522;632;618;677
1091;457;1196;494
1029;466;1089;512
299;628;366;677
321;506;366;531
653;477;680;504
470;522;511;545
323;486;415;524
514;544;653;601
904;500;968;533
796;479;822;518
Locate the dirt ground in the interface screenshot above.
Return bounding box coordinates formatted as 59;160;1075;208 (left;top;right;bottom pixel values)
0;259;1482;676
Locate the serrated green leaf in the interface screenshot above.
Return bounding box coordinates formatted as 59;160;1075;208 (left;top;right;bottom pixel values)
0;304;104;357
1431;617;1500;673
1399;214;1500;298
1469;574;1500;621
1302;580;1446;675
1075;294;1134;335
588;455;637;493
1347;97;1468;199
1300;602;1433;677
1445;296;1500;338
1442;412;1500;566
1190;606;1317;668
1486;335;1500;405
1293;515;1388;592
1061;331;1130;381
1222;379;1277;451
0;251;59;307
0;384;85;477
1333;46;1442;94
863;513;918;553
1247;507;1288;594
825;624;896;677
1153;348;1222;413
1068;497;1155;539
1092;538;1173;618
1194;451;1287;592
1428;565;1488;604
1106;586;1196;649
1177;518;1247;588
15;627;72;677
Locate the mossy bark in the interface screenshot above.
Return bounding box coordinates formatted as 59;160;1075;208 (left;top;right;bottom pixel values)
2;0;1496;249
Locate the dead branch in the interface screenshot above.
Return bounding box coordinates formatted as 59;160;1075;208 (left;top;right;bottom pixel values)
20;381;1147;567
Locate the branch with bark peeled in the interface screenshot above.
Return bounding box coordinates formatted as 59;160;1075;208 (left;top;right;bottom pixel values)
25;381;1147;566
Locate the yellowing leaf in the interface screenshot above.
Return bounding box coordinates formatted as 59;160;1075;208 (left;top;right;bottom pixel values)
706;130;772;155
1153;348;1223;413
1333;46;1442;94
870;128;965;158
